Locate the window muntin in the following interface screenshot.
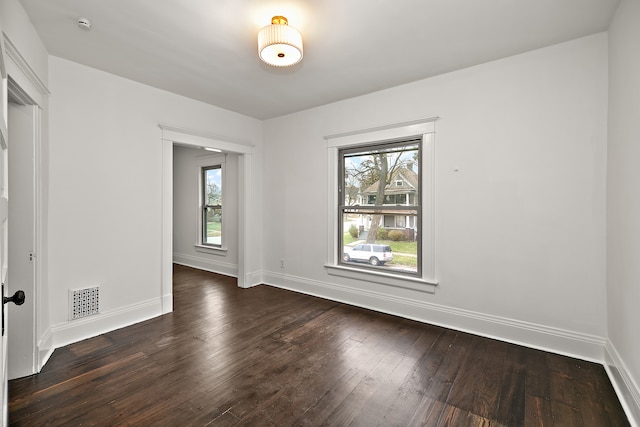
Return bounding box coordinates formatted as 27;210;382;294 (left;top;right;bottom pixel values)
202;165;222;247
339;139;421;276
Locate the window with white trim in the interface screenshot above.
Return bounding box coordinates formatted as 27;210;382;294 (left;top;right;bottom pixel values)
325;118;437;291
194;154;227;255
199;158;224;249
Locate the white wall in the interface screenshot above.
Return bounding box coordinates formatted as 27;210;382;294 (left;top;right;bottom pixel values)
607;0;640;422
262;33;609;360
173;145;240;276
47;56;262;345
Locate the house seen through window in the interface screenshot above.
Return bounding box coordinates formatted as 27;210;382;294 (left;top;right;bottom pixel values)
202;165;222;246
339;138;421;276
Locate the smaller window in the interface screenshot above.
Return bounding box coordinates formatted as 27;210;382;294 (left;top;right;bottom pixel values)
202;165;222;247
396;180;403;186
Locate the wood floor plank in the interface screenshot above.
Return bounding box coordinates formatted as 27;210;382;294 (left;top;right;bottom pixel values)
8;265;630;426
225;312;363;424
495;343;528;426
294;367;369;425
374;328;446;426
406;394;447;426
421;329;469;403
524;394;554;427
446;334;507;420
323;349;409;426
437;402;508;427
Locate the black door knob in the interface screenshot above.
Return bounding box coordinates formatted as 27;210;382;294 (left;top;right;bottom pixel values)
3;290;25;306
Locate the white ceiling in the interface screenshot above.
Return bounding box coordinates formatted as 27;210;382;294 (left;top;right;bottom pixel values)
19;0;619;120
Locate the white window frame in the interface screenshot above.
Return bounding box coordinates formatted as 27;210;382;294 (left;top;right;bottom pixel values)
194;154;227;255
324;118;438;293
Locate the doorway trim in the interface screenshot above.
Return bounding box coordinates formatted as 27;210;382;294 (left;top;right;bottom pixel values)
4;32;49;374
160;125;257;314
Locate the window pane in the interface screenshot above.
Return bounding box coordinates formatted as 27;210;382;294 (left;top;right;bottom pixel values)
205;206;222;245
205;167;222;205
202;165;222;247
342;211;418;274
342;141;419;208
340;139;420;276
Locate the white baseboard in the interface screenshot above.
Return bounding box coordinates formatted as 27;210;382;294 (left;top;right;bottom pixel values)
37;328;54;371
49;297;164;350
605;341;640;427
262;271;606;363
173;252;238;278
244;270;263;288
162;293;173;314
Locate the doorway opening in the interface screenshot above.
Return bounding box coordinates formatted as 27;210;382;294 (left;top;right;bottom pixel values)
160;125;256;315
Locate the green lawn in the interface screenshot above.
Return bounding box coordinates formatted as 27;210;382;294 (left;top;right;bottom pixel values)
388;254;417;267
343;233;358;245
207;221;221;236
383;240;417;254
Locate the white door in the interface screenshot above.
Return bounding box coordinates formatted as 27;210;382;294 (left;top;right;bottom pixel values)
0;22;11;426
0;136;7;427
7;102;35;379
0;46;10;425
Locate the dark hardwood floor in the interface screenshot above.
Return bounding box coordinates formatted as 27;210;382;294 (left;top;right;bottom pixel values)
9;265;629;426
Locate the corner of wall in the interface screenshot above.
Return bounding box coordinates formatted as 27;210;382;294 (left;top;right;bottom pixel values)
605;340;640;427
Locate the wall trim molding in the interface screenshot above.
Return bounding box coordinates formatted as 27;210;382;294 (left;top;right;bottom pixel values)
3;34;49;97
48;297;164;350
324;116;439;142
605;341;640;426
159;124;253;150
160;126;257;303
262;271;606;363
173;252;238;278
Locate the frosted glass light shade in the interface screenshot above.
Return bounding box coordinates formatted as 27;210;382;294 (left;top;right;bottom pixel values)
258;16;303;67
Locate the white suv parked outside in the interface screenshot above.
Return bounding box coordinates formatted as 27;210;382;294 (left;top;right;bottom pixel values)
343;244;393;266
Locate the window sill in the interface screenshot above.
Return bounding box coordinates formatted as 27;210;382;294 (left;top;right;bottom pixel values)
324;264;437;294
194;244;227;256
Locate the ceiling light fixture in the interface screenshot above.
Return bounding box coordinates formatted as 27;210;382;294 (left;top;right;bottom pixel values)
258;16;303;67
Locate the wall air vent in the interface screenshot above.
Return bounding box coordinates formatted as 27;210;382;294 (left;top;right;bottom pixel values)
69;286;100;320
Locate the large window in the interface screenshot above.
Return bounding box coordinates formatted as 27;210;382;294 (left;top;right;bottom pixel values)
202;165;222;247
339;139;421;276
325;118;436;291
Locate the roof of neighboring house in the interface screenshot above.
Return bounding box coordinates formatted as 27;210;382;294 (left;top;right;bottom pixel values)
362;167;418;195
